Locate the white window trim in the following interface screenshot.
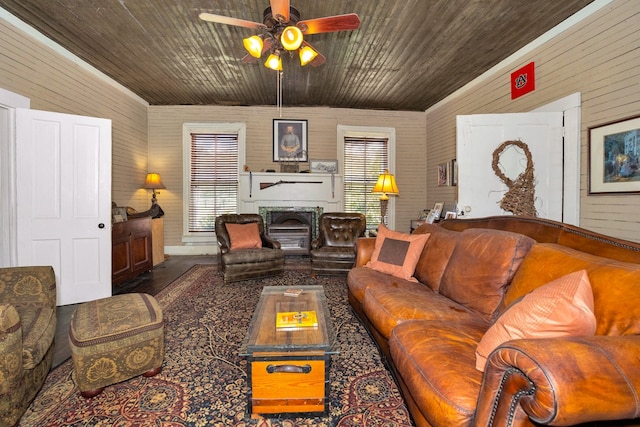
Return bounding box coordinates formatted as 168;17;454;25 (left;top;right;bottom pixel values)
182;122;246;243
337;125;397;229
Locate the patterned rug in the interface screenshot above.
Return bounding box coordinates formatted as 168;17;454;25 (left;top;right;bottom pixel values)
22;260;414;426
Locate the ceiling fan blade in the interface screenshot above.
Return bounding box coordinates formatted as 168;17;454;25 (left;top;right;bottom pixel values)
269;0;290;23
298;13;360;35
310;52;326;67
199;12;266;30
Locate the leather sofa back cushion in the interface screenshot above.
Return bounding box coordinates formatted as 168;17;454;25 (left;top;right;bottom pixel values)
504;243;640;336
365;224;430;281
225;222;263;250
439;228;535;321
413;224;459;291
319;213;366;247
475;269;596;371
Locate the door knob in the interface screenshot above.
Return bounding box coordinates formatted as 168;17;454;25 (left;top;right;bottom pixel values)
98;223;105;229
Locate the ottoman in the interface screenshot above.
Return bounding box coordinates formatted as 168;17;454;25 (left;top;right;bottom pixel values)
69;293;164;398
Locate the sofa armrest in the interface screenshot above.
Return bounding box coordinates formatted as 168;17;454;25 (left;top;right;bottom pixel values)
475;336;640;427
261;234;282;249
355;237;376;267
0;304;24;395
0;266;56;308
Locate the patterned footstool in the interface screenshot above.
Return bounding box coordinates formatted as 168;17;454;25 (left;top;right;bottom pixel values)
69;293;164;398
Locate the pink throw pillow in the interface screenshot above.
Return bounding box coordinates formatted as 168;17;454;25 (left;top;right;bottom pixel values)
226;222;262;250
475;269;596;372
365;224;430;281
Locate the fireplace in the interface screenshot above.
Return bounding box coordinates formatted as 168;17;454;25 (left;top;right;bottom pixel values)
259;207;323;255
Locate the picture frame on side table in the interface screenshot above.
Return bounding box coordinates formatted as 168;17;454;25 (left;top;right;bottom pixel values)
273;119;308;162
112;207;127;223
589;114;640;194
427;202;444;224
310;160;338;174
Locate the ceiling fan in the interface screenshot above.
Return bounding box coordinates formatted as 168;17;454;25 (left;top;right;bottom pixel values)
199;0;360;70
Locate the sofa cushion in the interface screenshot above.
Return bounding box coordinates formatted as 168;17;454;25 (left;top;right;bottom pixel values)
347;266;428;306
390;320;486;426
475;269;596;371
504;243;640;336
438;228;535;322
225;222;262;250
413;224;459;291
365;224;430;281
362;284;490;339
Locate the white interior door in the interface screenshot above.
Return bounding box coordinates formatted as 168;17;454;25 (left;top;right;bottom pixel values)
16;108;112;305
456;112;564;220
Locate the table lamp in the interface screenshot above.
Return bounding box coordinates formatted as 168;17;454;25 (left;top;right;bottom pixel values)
142;172;166;205
372;169;399;225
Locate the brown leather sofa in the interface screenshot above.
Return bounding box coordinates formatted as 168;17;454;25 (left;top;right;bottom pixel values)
348;216;640;427
310;212;366;275
215;214;285;283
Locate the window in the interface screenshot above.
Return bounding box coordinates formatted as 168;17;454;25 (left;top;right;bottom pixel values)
338;126;396;229
183;123;246;241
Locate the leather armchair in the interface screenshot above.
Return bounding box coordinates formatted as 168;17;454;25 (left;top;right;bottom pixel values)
0;266;57;427
310;212;366;275
215;214;285;283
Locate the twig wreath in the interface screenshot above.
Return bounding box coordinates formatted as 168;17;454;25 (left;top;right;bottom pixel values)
491;140;537;216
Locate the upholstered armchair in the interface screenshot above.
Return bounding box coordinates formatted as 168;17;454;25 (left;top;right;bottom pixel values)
0;266;57;427
310;212;366;275
215;214;285;283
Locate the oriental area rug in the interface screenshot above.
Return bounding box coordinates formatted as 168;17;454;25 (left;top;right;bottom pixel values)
21;261;414;426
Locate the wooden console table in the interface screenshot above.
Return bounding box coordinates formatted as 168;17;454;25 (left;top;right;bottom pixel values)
112;217;153;286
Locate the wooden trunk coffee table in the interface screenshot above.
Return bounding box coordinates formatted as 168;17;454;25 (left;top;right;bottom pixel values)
241;285;337;418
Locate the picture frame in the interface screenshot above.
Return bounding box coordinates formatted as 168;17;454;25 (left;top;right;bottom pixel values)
444;211;457;220
310;159;338;174
450;158;458;186
273;119;308;162
426;201;444;224
112;207;127;223
437;162;449;186
589;114;640;194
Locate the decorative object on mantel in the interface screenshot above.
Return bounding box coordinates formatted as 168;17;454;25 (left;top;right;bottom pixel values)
260;180;322;190
372;169;399;226
310;160;338;174
491;140;537;216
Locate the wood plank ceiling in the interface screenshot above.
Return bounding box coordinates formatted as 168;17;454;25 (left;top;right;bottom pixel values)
0;0;595;111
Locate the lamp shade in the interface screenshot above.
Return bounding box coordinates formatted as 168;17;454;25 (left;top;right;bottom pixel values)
372;170;399;198
281;26;304;51
243;35;263;58
299;43;319;66
143;173;166;190
265;53;282;71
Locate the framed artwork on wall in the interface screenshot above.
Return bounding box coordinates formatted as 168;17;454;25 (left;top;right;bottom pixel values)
589;114;640;194
310;160;338;174
273;119;308;162
437;162;449;186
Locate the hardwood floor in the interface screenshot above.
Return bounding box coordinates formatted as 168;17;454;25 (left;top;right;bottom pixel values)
53;255;217;368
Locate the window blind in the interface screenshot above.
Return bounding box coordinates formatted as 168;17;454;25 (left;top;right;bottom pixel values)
188;132;238;232
343;136;389;228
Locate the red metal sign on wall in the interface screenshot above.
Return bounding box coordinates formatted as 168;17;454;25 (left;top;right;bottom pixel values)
511;62;535;99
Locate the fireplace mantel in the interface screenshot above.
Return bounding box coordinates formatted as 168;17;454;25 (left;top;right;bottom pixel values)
239;172;343;214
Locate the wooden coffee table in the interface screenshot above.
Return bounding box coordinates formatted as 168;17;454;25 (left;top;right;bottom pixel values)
241;285;337;418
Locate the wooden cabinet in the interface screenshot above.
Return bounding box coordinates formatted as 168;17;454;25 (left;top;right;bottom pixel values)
112;217;153;286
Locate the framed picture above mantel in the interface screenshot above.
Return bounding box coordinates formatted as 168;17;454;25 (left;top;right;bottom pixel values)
589;114;640;194
273;119;308;162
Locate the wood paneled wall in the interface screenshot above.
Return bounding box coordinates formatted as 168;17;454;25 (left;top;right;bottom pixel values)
0;12;149;209
148;106;426;249
425;0;640;242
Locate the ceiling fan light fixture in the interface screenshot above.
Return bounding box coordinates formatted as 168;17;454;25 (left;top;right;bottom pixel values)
299;43;318;66
280;26;303;50
243;35;264;58
265;52;282;71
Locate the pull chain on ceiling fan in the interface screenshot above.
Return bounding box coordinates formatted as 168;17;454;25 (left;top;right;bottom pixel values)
199;0;360;71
